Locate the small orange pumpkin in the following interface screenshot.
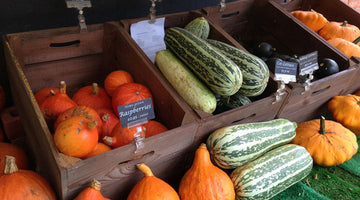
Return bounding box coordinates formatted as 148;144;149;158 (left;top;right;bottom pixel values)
291;116;358;167
82;143;112;159
34;87;60;106
178;143;235;200
97;108;120;139
104;70;134;96
127;163;180;200
0;142;29;176
319;21;360;42
74;179;110;200
0;155;57;200
328;94;360;135
143;120;168;138
103;122;145;148
72;83;112;111
290;10;328;32
327;37;360;58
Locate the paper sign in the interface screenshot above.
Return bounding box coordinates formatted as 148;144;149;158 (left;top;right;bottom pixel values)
130;17;166;63
118;98;155;128
298;51;319;75
274;59;298;84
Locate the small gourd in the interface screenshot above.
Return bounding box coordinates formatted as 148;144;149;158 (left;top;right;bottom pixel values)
319;21;360;42
290;9;328;32
72;83;112;111
0;142;29;176
74;179;110;200
104;70;134;96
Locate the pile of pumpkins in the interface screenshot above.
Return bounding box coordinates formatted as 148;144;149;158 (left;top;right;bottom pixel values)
291;9;360;58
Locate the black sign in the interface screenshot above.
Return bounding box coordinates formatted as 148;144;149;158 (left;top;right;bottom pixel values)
299;51;319;75
118;98;155;128
274;59;297;83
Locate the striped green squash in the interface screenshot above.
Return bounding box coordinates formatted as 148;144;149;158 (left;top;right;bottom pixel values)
230;144;313;200
206;119;296;169
164;27;242;96
184;17;210;39
206;39;269;97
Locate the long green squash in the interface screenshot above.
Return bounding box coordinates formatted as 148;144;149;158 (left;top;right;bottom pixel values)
184;17;210;39
164;27;242;96
155;50;217;113
206;39;269;97
230;144;313;200
206;119;297;169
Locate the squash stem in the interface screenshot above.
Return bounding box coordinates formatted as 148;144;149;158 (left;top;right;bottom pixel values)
90;179;102;191
3;155;18;174
353;36;360;45
92;83;99;95
341;21;348;27
319;116;327;135
137;163;154;176
59;81;67;94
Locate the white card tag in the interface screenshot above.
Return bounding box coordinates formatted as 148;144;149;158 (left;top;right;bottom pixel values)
130;17;166;63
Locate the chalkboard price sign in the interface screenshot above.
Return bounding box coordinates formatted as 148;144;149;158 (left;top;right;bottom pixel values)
274;59;298;84
117;98;155;128
299;51;319;75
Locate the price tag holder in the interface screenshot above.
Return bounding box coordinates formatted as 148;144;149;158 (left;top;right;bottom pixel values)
298;51;319;76
274;59;298;84
118;98;155;128
66;0;91;9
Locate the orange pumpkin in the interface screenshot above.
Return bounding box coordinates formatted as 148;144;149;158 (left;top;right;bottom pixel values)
112;83;153;117
327;37;360;58
72;83;112;111
82;143;112;159
104;70;134;96
127;163;180;200
0;142;29;176
54;116;98;158
0;85;6;112
328;94;360;135
34;87;60;105
178;143;235;200
290;10;328;32
74;179;110;200
0;155;57;200
291;116;358;167
144;120;168;138
319;21;360;42
97;108;120;139
103;122;145;148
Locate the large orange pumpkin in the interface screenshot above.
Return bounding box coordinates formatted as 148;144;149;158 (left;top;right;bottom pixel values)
291;116;358;167
0;155;57;200
72;83;112;111
74;179;110;200
104;70;134;96
54;116;99;158
178;143;235;200
0;142;29;176
328;94;360;135
319;21;360;42
290;10;328;32
327;37;360;58
34;87;60;106
127;163;180;200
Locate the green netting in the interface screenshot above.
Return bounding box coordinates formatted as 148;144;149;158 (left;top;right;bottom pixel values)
339;136;360;177
271;181;330;200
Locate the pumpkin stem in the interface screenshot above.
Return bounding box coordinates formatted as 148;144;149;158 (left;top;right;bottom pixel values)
136;163;154;176
353;36;360;45
341;21;348;27
3;155;18;175
90;179;102;191
92;83;99;95
319;116;327;135
193;143;212;167
49;89;56;97
103;136;114;146
59;81;67;94
87;121;98;129
102;113;110;122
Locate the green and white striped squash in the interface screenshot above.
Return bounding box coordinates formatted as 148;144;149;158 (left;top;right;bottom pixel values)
206;39;269;97
206;119;296;169
184;17;210;39
164;27;242;96
230;144;313;200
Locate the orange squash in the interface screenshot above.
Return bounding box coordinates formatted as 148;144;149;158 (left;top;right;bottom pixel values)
82;143;112;159
72;83;112;111
319;21;360;42
97;108;120;139
0;142;29;176
291;116;358;167
54;116;98;158
34;87;60;106
178;143;235;200
290;10;328;32
328;94;360;135
144;120;168;138
103;122;145;148
327;37;360;58
0;155;57;200
127;163;180;200
74;179;110;200
104;70;134;96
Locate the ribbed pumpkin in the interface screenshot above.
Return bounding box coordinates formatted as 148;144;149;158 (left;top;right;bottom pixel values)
327;37;360;58
0;155;57;200
97;108;120;139
54;105;103;136
319;21;360;42
82;143;112;159
112;83;153;117
0;85;6;112
34;87;60;106
104;70;134;96
54;116;98;158
178;143;235;200
291;116;358;167
40;81;77;126
74;179;110;200
72;83;112;111
290;10;328;32
328;94;360;135
143;120;168;138
103;122;145;148
0;142;29;176
127;163;180;200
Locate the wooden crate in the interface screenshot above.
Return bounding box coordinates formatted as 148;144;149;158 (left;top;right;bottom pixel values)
3;22;199;199
119;10;290;147
203;0;359;123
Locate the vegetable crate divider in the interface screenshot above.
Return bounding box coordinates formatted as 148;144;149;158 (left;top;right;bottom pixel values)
271;0;360;97
3;23;200;200
204;0;359;123
120;10;291;147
